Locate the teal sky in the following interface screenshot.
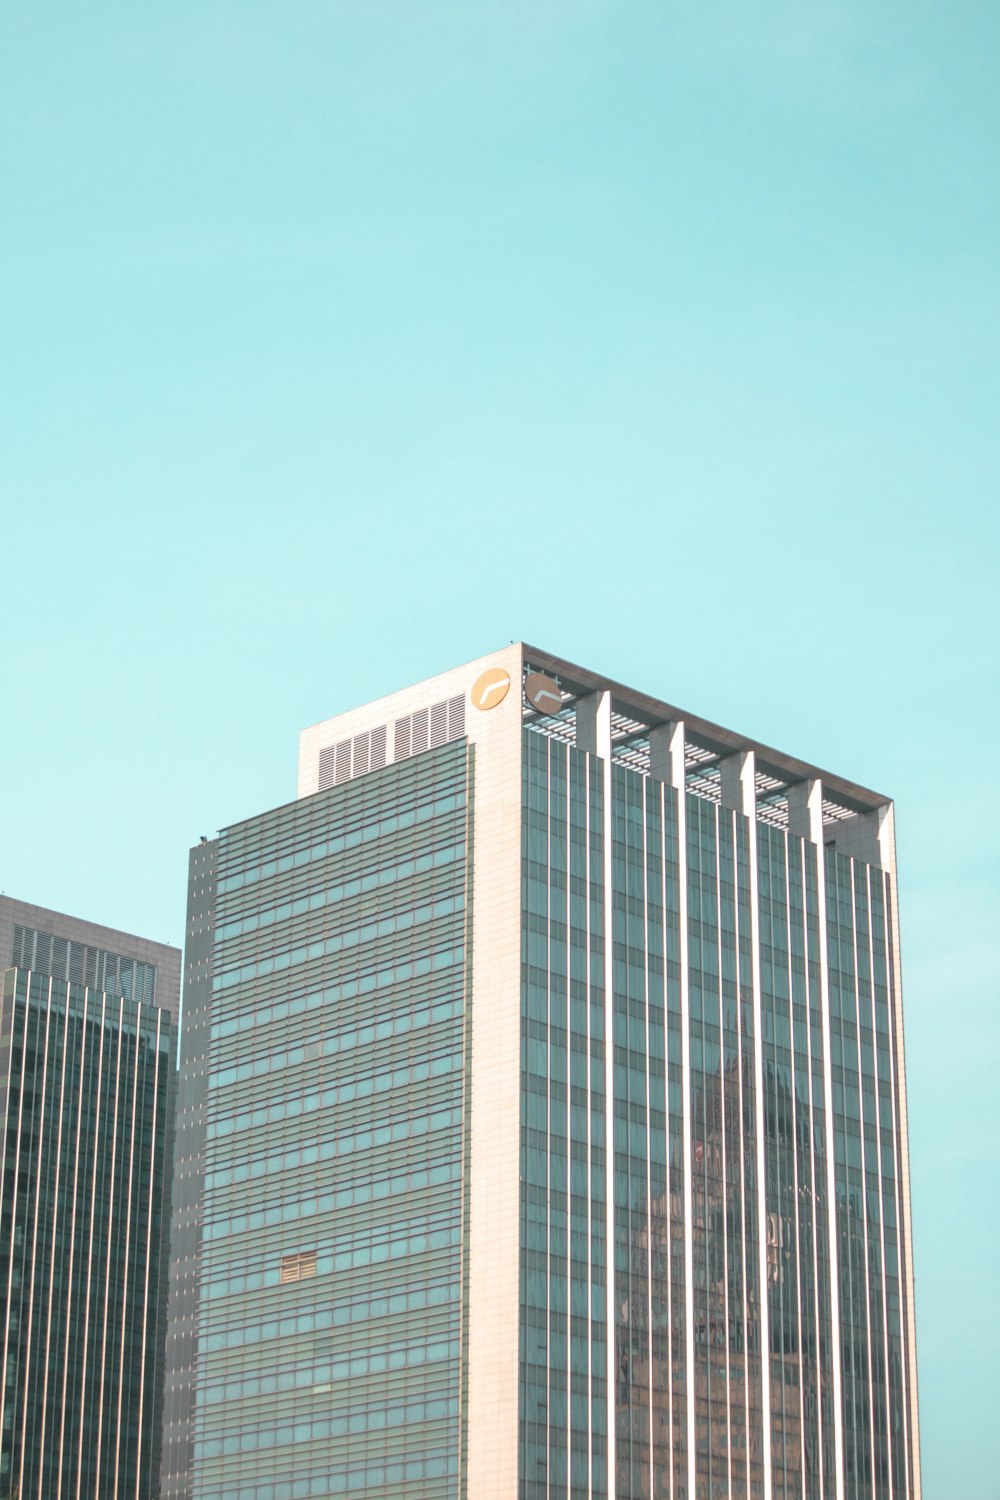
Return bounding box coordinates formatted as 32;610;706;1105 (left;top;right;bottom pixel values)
2;5;997;1493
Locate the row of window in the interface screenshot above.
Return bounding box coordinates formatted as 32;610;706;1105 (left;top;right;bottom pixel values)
209;954;463;1089
195;1378;458;1455
193;1449;459;1500
216;863;466;980
210;963;460;1047
198;1284;457;1401
213;896;464;992
205;1055;461;1189
215;788;466;897
204;1208;459;1300
204;1109;462;1228
214;841;464;943
203;1157;461;1245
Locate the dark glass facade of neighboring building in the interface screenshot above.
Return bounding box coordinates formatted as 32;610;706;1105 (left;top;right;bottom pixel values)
163;740;472;1500
0;958;175;1499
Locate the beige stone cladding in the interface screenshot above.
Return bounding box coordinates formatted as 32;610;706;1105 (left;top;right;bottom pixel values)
299;645;526;1499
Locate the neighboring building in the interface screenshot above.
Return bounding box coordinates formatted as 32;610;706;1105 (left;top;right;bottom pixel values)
161;645;920;1500
0;895;180;1500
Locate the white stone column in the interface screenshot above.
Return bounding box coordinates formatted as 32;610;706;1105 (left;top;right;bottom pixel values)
880;803;922;1500
575;690;612;760
649;721;696;1500
719;748;755;818
648;720;685;790
787;776;847;1500
786;778;824;846
576;689;618;1496
719;749;774;1500
825;803;893;870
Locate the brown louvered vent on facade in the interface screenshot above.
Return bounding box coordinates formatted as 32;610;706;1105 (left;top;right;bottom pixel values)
280;1250;317;1284
393;695;467;763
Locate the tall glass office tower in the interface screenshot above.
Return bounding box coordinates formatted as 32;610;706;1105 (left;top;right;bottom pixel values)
0;896;180;1500
162;646;920;1500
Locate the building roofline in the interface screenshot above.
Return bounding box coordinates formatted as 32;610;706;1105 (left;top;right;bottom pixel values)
0;895;180;961
522;642;890;813
297;645;517;738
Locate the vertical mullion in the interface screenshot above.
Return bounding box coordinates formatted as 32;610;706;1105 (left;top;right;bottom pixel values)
643;781;654;1500
817;847;846;1499
600;750;616;1500
545;735;553;1500
745;812;773;1500
76;992;106;1500
0;984;31;1464
114;1009;142;1497
884;868;918;1500
584;753;594;1500
18;974;54;1499
785;836;807;1500
135;1012;163;1500
717;809;733;1500
94;998;125;1497
0;977;30;1457
882;870;911;1500
38;985;73;1495
58;988;90;1494
658;784;674;1500
733;826;752;1500
456;743;473;1500
849;861;878;1500
866;870;895;1500
564;748;574;1500
801;837;827;1499
677;788;696;1500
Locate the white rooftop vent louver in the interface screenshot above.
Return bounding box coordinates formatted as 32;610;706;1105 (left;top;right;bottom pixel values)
317;724;388;792
318;694;464;792
394;695;465;764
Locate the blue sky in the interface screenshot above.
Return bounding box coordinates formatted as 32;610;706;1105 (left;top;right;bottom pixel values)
2;4;997;1492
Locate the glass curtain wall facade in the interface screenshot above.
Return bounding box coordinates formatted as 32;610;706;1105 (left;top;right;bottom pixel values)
0;966;174;1499
521;733;610;1498
163;740;472;1500
519;693;918;1500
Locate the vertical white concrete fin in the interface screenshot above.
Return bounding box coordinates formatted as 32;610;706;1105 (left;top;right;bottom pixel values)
673;745;697;1500
873;804;894;868
649;720;685;789
787;779;824;845
737;759;774;1498
880;802;922;1500
824;802;893;869
815;843;847;1499
576;691;612;760
595;702;617;1499
720;749;756;817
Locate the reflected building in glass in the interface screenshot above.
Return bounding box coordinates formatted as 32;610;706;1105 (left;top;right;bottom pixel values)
161;646;920;1500
0;895;179;1500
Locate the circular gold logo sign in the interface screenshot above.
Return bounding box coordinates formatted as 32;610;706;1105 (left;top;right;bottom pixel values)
471;667;511;711
523;672;562;715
